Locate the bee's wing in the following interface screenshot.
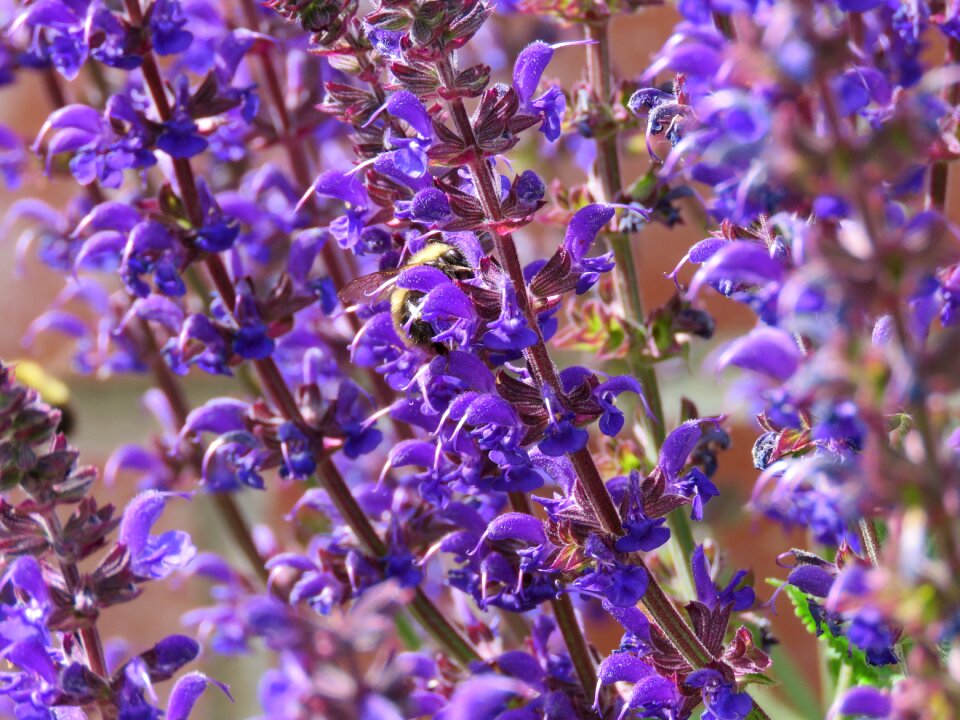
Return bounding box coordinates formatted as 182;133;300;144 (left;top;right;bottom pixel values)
338;270;400;305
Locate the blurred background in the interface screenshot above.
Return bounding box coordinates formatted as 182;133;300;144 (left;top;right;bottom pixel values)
0;4;873;718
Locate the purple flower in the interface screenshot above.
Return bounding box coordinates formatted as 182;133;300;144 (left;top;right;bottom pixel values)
562;204;616;293
166;672;232;720
202;432;267;491
118;491;197;579
483;281;537;351
846;607;899;666
692;545;755;611
716;326;801;382
511;40;585;141
838;687;892;718
686;669;753;720
149;0;194;56
158;81;208;158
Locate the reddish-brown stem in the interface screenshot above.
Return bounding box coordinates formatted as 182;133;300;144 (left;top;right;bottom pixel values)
232;0;410;434
435;49;771;720
929;38;960;212
436;55;623;538
39;72;114;710
124;3;479;664
138;319;271;586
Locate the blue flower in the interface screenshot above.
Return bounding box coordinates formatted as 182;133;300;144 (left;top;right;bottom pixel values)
847;607;899;666
157;81;208;159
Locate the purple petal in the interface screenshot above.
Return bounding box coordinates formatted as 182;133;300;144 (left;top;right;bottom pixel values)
167;672;232;720
691;545;719;608
689;238;728;263
23;310;88;346
125;296;185;334
463;395;518;428
119;491;169;557
513;40;554;106
626;675;677;709
476;513;546;550
688;241;783;297
421;283;475;321
128;220;176;254
716;326;801;381
46;128;96;157
386;440;437;469
601;601;651;637
397;265;451;292
598;653;653;684
145;635;201;677
74;202;142;235
312;171;368;209
659;421;702;480
34;104;102;149
497;650;545;687
104;445;164;487
787;565;835;597
1;556;49;606
838;687;892;717
563;204;615;261
180;398;249;438
387;91;432;138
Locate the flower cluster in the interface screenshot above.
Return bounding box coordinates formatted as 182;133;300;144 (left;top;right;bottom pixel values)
0;364;218;718
2;0;960;717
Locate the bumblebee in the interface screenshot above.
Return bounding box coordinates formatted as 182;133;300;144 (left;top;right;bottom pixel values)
339;241;474;353
12;360;75;435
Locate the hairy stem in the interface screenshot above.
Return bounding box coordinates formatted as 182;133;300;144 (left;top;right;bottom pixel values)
235;0;411;435
509;491;597;700
435;49;770;718
123;0;481;667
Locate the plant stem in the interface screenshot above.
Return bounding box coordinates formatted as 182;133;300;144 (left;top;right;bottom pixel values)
928;37;960;212
137;318;272;586
583;20;697;599
856;518;881;567
551;592;598;701
123;0;481;668
434;49;770;719
509;492;597;700
234;0;411;435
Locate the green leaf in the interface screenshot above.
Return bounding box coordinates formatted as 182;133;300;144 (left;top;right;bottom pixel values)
768;579;901;690
739;672;779;687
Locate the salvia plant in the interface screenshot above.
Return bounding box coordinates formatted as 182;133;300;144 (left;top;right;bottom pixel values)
1;0;960;716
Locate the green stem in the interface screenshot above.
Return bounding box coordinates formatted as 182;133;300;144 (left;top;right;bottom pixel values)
832;661;854;711
583;20;698;600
